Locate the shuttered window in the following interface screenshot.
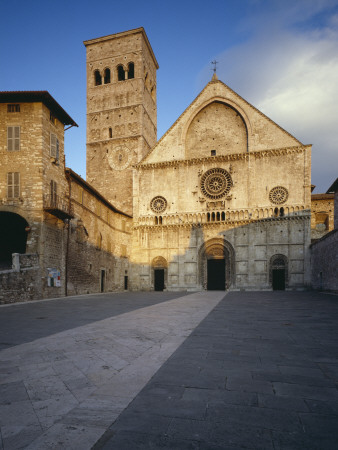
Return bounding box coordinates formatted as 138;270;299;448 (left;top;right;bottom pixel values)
7;172;20;198
7;104;20;112
7;126;20;151
50;133;60;161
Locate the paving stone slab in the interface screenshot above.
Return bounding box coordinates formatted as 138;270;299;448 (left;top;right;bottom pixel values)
93;291;338;450
0;291;224;449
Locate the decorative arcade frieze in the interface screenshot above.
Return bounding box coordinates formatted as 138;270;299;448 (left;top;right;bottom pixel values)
136;145;309;171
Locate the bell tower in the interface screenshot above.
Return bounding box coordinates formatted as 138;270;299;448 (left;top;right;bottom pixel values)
84;28;158;215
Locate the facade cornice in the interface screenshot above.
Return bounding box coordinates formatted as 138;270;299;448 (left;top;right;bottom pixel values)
136;145;309;170
133;214;310;231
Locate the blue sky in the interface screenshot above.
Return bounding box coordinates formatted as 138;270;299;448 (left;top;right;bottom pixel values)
1;0;337;192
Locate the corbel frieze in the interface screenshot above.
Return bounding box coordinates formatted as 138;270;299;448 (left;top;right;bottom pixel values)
136;145;308;170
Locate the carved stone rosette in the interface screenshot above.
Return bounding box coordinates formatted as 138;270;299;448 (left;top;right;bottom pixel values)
150;196;167;213
269;186;288;205
200;168;232;200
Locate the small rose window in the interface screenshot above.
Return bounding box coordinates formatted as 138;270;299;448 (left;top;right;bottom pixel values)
150;196;167;213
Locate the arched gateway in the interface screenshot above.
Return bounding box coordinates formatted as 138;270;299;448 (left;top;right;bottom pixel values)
151;256;168;291
0;212;29;269
199;238;235;290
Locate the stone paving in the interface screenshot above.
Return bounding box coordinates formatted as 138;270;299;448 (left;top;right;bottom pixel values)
94;291;338;450
1;291;338;449
0;291;223;449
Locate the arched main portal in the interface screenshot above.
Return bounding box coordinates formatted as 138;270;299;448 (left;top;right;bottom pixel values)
199;238;235;290
270;254;288;290
0;212;29;269
151;256;168;291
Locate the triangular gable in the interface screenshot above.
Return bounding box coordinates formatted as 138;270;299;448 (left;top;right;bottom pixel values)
138;78;303;166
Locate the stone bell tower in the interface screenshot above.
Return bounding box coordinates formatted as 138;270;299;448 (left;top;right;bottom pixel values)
84;27;158;215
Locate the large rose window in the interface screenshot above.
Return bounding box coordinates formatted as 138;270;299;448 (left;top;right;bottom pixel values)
200;168;232;199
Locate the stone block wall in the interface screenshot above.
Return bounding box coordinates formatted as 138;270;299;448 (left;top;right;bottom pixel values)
130;214;311;291
311;230;338;292
310;193;334;240
66;170;132;295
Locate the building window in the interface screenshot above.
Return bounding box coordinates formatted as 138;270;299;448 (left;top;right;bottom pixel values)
95;201;101;217
50;180;57;206
109;127;112;138
104;68;111;84
97;233;102;250
7;126;20;151
7;104;20;113
127;62;134;79
211;150;216;156
7;172;20;198
50;133;59;162
117;65;125;81
94;70;102;86
78;186;83;204
50;112;57;125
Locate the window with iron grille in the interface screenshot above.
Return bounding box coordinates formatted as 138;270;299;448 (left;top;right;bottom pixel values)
7;172;20;198
7;104;20;113
50;133;59;161
7;126;20;151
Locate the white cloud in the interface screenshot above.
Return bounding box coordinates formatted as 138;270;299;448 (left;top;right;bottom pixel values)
201;1;338;192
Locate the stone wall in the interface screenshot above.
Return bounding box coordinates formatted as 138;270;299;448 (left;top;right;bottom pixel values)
311;230;338;292
131;214;311;291
85;28;158;215
310;193;334;240
66;170;132;295
0;253;41;303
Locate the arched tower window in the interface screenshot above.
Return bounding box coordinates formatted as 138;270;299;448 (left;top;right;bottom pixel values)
94;70;102;86
117;65;125;81
104;68;111;84
128;62;134;79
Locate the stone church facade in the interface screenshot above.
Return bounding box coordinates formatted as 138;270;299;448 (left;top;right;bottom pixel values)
0;27;316;302
84;28;312;292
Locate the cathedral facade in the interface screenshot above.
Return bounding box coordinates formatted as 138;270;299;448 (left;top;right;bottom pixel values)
84;28;312;292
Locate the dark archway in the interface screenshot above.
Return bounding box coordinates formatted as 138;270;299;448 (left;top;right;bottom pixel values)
0;212;29;269
151;256;168;291
207;258;225;290
270;254;288;290
199;238;235;290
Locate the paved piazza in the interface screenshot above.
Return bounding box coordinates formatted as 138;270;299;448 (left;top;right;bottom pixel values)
0;291;338;449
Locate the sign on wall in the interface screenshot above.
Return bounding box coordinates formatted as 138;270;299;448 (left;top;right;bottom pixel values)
47;268;61;287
